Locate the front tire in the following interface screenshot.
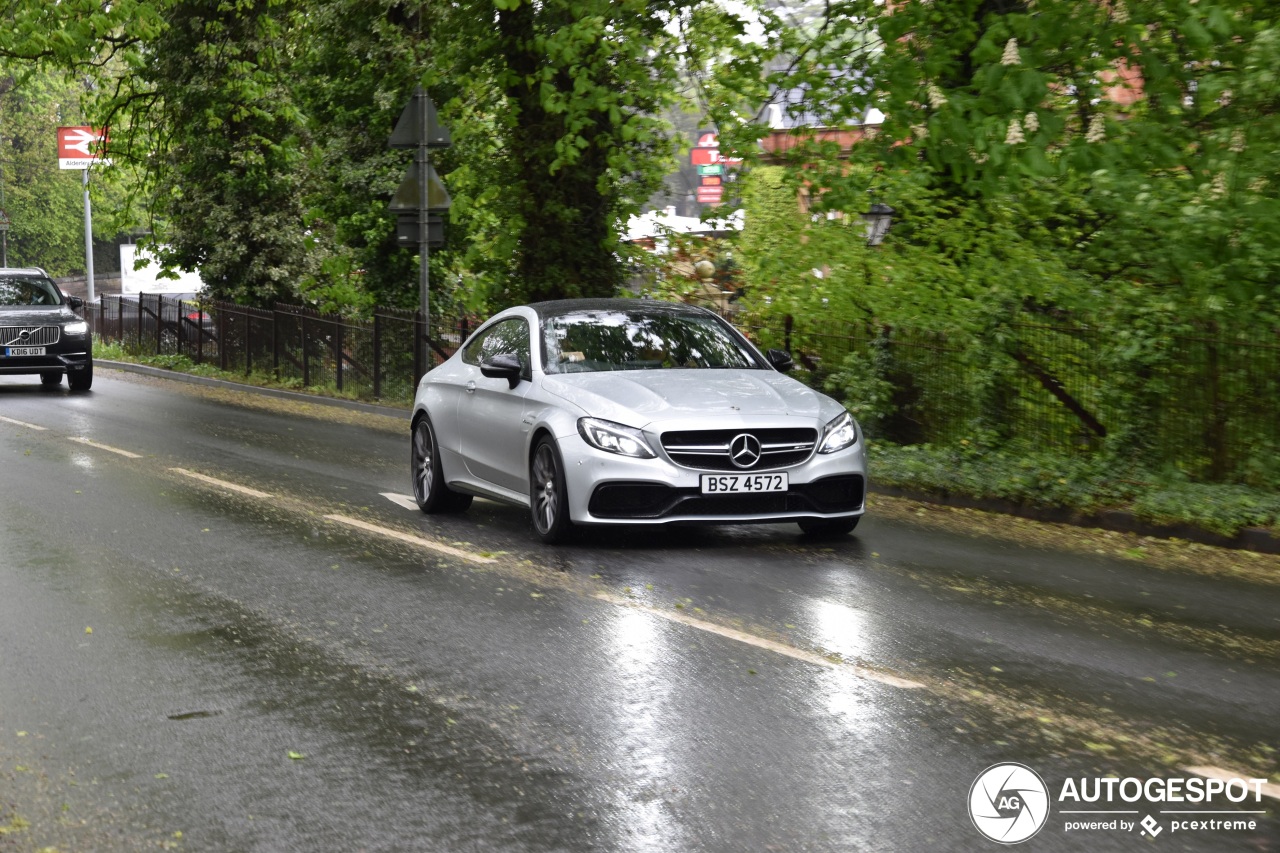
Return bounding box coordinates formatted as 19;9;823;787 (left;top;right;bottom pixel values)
530;436;573;544
411;415;472;513
68;361;93;392
798;516;859;536
40;371;62;388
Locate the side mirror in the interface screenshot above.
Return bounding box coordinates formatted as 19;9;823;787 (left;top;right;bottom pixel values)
68;296;85;311
765;348;794;373
480;352;524;389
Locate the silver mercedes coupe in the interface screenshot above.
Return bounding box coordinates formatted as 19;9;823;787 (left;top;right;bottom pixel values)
410;299;866;543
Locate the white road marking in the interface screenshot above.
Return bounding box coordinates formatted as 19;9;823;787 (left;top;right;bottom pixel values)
594;592;923;689
323;514;496;564
1183;766;1280;802
0;415;47;431
170;468;274;499
70;436;143;459
381;492;421;511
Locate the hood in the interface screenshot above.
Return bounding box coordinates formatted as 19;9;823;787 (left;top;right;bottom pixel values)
542;369;831;427
0;306;79;327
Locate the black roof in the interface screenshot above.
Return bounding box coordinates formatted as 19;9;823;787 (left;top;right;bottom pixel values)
525;298;714;320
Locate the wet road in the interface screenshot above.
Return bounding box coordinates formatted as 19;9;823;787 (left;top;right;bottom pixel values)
1;369;1277;851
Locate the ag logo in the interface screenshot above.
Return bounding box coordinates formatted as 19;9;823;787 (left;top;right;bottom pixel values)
969;763;1050;844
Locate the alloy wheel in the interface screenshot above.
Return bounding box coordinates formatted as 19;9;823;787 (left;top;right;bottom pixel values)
413;419;435;506
532;442;559;533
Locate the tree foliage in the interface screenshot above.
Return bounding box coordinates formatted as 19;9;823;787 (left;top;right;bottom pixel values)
133;0;313;305
0;65;125;275
0;0;751;310
706;1;1280;484
287;0;429;312
430;0;726;305
0;69;83;273
1;0;1276;330
714;0;1280;329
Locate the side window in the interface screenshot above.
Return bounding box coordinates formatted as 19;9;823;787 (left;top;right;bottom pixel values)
462;318;531;378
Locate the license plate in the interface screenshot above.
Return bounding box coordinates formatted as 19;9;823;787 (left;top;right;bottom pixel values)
700;472;788;494
3;347;46;357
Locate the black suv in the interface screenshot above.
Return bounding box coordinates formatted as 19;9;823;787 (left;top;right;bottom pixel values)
0;268;93;391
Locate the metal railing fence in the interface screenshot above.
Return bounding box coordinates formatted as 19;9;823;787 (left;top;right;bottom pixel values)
88;294;474;406
742;315;1280;485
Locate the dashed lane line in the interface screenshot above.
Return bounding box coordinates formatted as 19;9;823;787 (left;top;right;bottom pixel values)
323;513;497;565
0;415;47;431
594;591;924;689
70;436;143;459
170;467;274;500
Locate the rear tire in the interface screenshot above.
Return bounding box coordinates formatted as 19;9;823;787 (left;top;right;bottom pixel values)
67;361;93;392
530;436;573;544
798;516;859;536
411;415;472;513
40;371;62;388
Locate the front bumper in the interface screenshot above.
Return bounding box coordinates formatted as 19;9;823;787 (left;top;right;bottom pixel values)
588;474;865;521
559;434;867;527
0;350;92;375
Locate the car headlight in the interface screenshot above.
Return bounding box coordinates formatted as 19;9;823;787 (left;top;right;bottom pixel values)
578;417;656;459
818;411;859;454
62;321;90;336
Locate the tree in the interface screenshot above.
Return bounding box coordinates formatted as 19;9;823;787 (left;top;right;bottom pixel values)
0;66;120;275
430;0;745;306
287;0;428;312
129;0;312;305
711;0;1280;328
0;0;758;310
2;0;315;305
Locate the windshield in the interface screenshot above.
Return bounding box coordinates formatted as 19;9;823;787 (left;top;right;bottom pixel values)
542;308;761;374
0;275;63;307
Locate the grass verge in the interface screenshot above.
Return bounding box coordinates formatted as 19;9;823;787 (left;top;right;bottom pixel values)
872;442;1280;538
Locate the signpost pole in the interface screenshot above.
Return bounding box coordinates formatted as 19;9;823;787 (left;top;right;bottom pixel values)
83;168;95;304
388;89;451;379
417;88;430;342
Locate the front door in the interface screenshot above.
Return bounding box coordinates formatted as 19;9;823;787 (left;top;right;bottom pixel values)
458;317;533;494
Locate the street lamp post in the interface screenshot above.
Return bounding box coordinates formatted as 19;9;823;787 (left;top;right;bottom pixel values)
861;202;894;247
860;200;894;319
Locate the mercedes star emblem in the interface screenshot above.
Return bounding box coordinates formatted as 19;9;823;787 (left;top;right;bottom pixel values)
729;433;762;469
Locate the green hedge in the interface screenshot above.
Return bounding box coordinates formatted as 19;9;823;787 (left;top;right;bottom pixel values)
869;442;1280;537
